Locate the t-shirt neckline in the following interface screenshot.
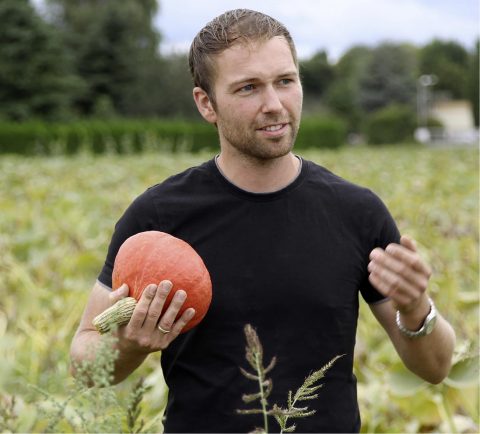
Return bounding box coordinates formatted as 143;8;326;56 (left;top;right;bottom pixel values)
208;155;308;201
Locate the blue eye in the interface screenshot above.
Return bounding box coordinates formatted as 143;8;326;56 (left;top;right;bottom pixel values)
279;78;292;85
239;84;255;92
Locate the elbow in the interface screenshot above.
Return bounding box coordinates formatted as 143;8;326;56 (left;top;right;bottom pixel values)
428;352;455;385
411;358;452;385
424;368;450;385
69;331;93;382
69;345;83;380
420;328;456;385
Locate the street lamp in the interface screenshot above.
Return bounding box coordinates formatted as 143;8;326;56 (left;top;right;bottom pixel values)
415;74;438;143
416;74;438;127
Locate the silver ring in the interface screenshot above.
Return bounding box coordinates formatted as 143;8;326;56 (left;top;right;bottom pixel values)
157;324;171;334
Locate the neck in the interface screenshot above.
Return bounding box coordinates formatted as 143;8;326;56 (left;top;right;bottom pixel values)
215;152;301;193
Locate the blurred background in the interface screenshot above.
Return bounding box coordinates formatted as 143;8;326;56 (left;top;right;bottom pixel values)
0;0;478;150
0;1;478;433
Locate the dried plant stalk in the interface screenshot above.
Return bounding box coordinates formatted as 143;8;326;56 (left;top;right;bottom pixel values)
237;323;343;433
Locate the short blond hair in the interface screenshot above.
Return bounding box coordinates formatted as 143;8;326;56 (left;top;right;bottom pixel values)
189;9;298;104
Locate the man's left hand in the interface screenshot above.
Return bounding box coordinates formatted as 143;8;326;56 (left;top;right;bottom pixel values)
368;235;432;316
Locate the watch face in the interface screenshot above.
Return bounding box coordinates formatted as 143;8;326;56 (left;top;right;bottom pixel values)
425;315;437;334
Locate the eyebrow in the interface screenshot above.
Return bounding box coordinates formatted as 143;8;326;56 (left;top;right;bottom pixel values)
228;70;299;90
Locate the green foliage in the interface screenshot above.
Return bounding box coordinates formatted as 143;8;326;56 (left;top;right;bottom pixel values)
324;45;372;131
419;39;470;99
324;79;362;131
0;0;79;121
149;54;199;119
3;1;477;126
0;147;477;433
47;0;161;117
467;40;479;127
359;43;418;113
126;378;151;434
296;116;347;149
0;117;347;155
0;331;154;433
334;45;373;80
237;324;342;433
300;50;334;97
365;104;417;145
0;119;220;155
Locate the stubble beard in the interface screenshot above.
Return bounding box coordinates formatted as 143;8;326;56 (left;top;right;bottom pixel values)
218;115;300;162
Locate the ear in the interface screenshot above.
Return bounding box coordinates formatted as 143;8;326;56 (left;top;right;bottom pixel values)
193;87;217;124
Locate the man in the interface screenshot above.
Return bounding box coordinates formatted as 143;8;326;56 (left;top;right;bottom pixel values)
70;9;456;433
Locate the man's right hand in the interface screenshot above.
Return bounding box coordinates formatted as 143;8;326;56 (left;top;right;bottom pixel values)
113;280;196;355
71;279;195;384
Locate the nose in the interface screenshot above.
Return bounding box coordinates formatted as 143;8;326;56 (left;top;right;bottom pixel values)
261;85;283;113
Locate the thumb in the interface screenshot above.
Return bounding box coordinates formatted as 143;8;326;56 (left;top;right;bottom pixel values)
400;235;417;252
109;283;129;303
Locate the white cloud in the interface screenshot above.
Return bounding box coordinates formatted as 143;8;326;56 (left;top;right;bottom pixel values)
156;0;479;60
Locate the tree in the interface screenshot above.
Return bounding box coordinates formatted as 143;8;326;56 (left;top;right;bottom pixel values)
467;40;479;126
300;50;334;97
153;54;199;118
419;39;470;99
358;43;418;113
324;45;372;131
0;0;78;121
47;0;161;117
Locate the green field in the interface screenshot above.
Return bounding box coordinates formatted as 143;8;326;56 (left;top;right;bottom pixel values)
0;146;478;433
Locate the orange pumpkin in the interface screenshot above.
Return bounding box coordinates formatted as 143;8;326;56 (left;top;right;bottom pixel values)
112;231;212;333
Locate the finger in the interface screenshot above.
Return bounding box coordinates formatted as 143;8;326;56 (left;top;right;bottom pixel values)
109;283;129;303
157;289;187;333
142;280;173;330
129;284;158;329
400;235;417;252
164;308;196;341
369;248;429;287
368;265;421;303
368;272;413;306
384;243;431;276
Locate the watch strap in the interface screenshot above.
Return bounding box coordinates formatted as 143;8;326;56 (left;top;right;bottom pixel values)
396;297;437;338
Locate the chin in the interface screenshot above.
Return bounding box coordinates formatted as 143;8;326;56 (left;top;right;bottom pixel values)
251;144;293;161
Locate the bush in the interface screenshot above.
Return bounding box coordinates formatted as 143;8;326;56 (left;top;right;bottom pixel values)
0;117;347;156
365;104;416;145
296;116;347;149
0;119;218;155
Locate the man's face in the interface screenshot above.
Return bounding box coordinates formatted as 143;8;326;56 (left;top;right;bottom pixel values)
208;36;303;161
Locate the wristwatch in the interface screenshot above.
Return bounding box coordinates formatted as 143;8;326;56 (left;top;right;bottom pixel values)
396;297;437;338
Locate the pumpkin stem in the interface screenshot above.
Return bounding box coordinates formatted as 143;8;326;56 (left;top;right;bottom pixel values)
92;297;137;334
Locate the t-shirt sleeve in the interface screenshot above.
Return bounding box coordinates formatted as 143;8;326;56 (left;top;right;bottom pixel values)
97;190;158;289
359;191;401;304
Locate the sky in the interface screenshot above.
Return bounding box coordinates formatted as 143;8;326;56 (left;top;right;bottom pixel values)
156;0;479;61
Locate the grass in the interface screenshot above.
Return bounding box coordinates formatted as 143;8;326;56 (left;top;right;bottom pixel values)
0;144;478;433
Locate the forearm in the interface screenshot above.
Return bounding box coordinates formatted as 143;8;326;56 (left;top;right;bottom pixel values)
368;237;457;384
70;329;147;385
392;313;456;384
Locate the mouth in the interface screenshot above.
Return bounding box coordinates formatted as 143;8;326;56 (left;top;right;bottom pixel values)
257;123;289;136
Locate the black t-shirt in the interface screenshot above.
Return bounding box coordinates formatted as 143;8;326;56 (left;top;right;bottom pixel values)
98;157;400;433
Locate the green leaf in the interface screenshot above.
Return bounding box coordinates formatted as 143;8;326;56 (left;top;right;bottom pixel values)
444;355;480;389
388;364;428;397
458;291;479;305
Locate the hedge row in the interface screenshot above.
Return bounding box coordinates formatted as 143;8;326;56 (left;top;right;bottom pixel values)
0;117;347;155
365;104;416;145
